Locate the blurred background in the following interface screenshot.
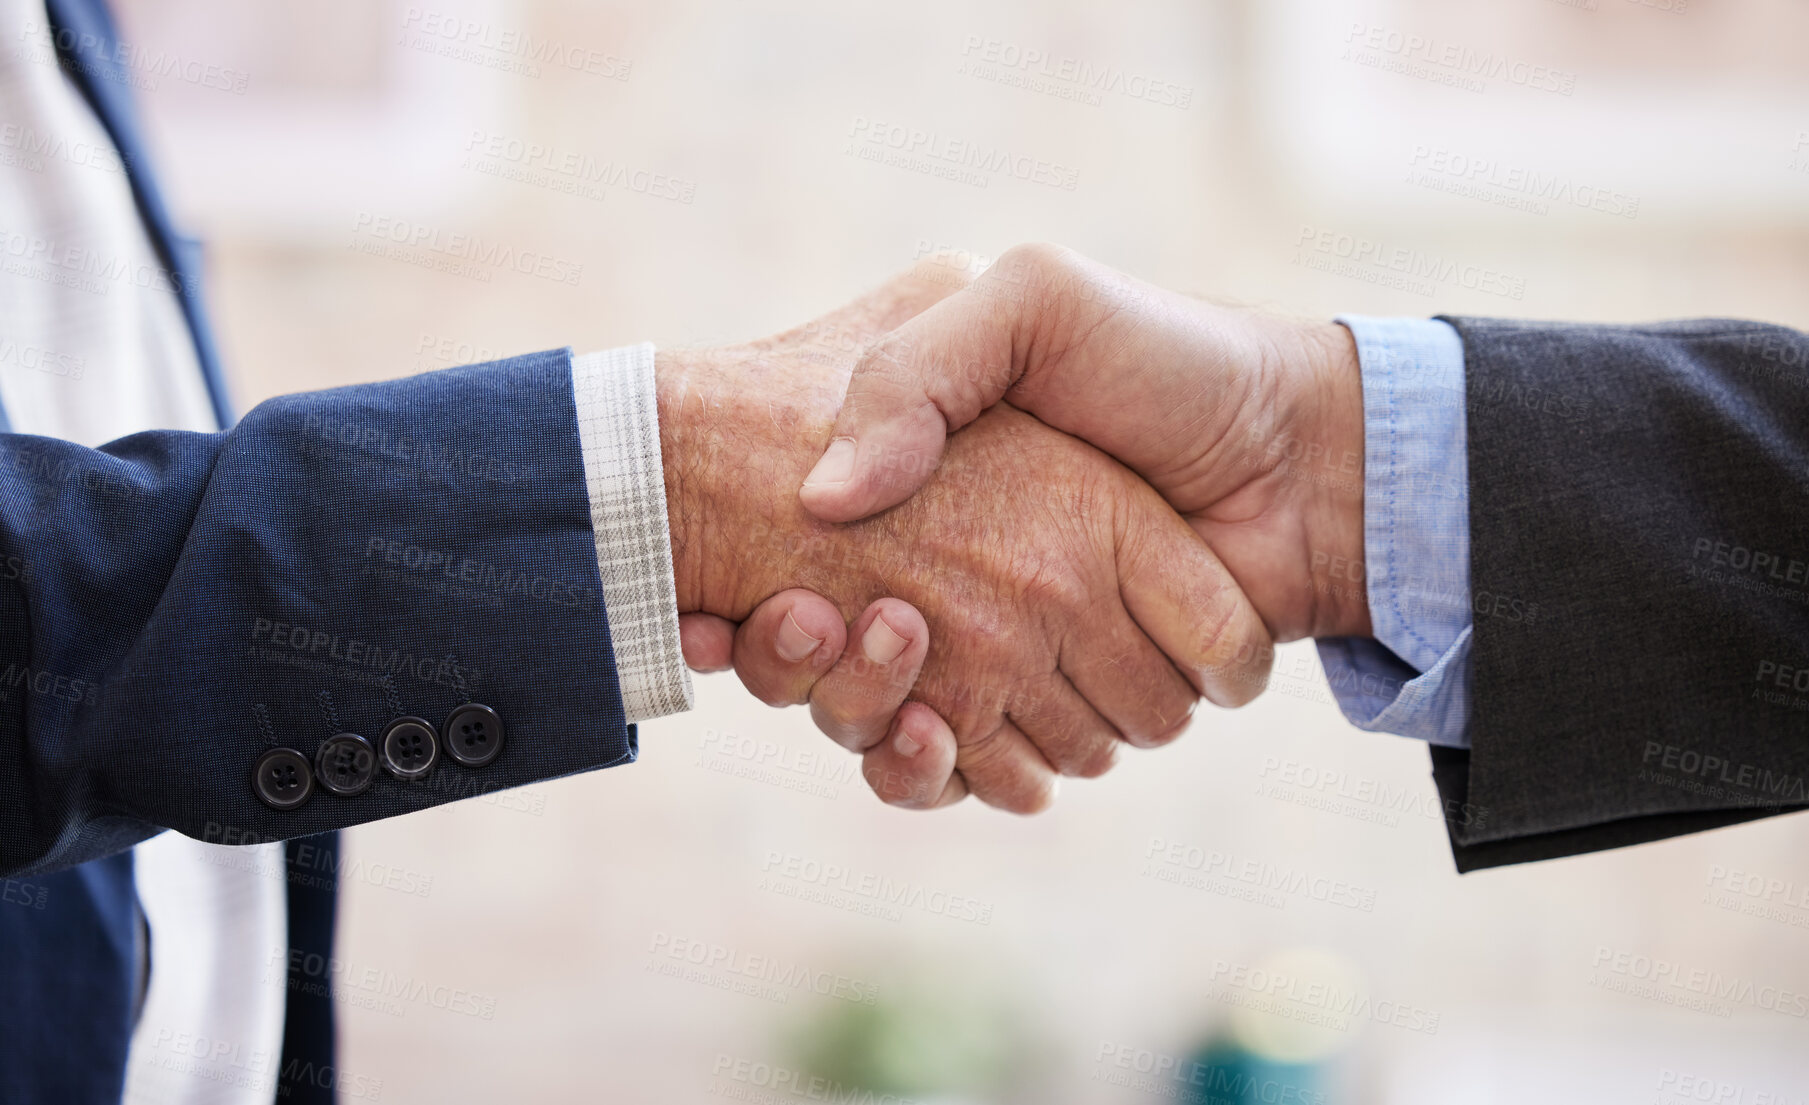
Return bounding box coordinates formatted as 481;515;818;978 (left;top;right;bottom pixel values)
111;0;1809;1100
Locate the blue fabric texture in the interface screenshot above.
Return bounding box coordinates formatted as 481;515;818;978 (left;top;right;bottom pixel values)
0;351;635;877
1315;316;1474;748
0;853;139;1105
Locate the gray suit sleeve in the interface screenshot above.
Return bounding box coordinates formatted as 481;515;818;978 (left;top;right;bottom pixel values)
1432;317;1809;871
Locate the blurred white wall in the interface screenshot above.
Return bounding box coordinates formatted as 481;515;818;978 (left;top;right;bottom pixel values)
113;1;1809;1101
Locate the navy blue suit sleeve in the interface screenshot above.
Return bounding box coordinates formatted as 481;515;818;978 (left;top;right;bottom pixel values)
0;349;635;876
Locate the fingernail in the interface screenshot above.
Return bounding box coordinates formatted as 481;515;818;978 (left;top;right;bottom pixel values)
861;617;909;664
892;726;922;759
775;611;823;663
803;437;858;487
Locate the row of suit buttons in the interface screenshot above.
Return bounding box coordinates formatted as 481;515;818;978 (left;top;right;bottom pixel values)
251;703;505;811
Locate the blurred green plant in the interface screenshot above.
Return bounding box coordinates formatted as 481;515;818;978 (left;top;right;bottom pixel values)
786;980;1028;1101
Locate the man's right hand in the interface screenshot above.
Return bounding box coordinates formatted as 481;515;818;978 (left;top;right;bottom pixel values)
799;244;1373;645
658;260;1276;813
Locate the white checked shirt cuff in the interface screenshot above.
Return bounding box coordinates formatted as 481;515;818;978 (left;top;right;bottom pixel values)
571;343;693;722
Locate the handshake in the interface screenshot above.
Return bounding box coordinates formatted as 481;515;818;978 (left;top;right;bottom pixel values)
662;243;1371;813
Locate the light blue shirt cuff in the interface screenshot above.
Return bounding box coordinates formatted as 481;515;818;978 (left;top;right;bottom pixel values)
1314;316;1473;748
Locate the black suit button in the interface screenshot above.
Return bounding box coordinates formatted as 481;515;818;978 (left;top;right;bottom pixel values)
315;733;377;796
443;704;504;767
253;747;314;810
380;716;439;781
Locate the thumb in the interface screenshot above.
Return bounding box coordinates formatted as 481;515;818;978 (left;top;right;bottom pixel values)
799;274;1027;522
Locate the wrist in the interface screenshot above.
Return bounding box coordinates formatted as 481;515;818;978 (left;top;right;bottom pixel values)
655;346;844;620
1296;320;1371;639
656;347;721;615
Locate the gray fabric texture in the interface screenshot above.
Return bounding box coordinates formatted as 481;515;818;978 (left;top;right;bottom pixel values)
1435;316;1809;871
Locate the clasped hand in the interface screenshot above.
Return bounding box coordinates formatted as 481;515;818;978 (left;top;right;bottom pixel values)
670;245;1368;812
